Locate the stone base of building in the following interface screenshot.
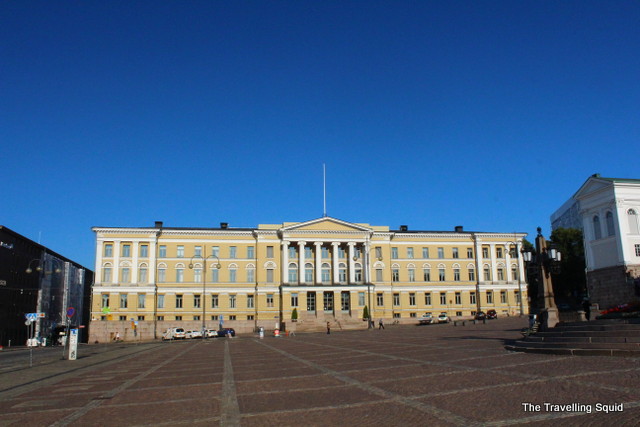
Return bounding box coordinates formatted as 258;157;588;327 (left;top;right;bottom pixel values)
587;265;640;311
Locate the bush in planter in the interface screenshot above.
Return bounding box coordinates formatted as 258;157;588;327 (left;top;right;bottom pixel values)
362;305;369;321
291;308;298;322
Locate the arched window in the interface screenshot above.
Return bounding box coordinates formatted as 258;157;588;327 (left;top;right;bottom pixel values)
305;263;314;283
321;263;331;283
288;262;298;283
628;209;639;234
593;215;602;240
606;211;615;237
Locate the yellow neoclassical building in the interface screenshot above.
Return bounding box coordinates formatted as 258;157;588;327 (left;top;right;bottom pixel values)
89;217;528;341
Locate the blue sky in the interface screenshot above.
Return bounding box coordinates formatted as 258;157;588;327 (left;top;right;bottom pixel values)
2;1;639;269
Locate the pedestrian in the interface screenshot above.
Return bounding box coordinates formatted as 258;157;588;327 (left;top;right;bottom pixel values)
582;299;591;321
114;332;121;342
378;319;385;329
326;322;331;334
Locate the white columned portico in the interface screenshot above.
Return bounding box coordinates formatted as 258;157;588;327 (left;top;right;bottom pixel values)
489;243;498;282
298;241;306;284
347;242;356;284
132;241;139;284
332;242;340;284
113;241;120;284
474;239;483;284
504;244;512;281
282;241;290;284
314;242;322;284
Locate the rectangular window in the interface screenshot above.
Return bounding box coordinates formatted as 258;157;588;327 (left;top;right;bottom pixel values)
392;269;400;282
288;246;296;259
122;244;131;257
267;294;274;308
501;291;507;304
454;268;460;281
229;269;237;283
425;292;432;305
159;245;166;258
376;293;384;306
194;268;202;283
291;293;298;307
138;294;145;309
229;315;236;321
157;268;166;283
408;268;415;282
212;246;220;257
423;268;431;281
440;292;447;305
486;291;493;304
211;268;219;283
358;292;365;306
177;246;184;258
247;268;255;283
104;243;113;257
140;245;149;258
305;247;313;259
247;246;255;258
636;244;640;257
193;315;200;321
470;292;476;304
375;247;382;259
176;269;184;283
307;292;316;311
158;294;165;308
121;267;130;283
267;269;274;283
101;294;109;308
194;294;201;308
247;294;254;308
422;247;429;258
469;269;476;281
175;316;182;321
497;269;505;281
338;247;346;258
375;269;383;282
515;291;521;304
321;247;330;259
439;268;445;281
482;247;489;258
176;294;183;308
119;315;127;321
120;294;128;308
391;247;399;259
496;247;503;258
156;315;164;321
230;246;237;259
194;246;202;257
409;293;416;306
103;267;112;283
455;292;461;305
138;267;148;284
452;248;459;259
247;315;254;321
266;246;274;258
211;294;219;308
393;293;400;306
438;247;444;259
137;316;145;321
407;247;414;259
229;295;236;308
467;248;473;258
484;267;491;281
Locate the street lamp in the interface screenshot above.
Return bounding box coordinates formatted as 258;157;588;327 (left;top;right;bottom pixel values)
355;241;381;329
505;240;525;316
521;227;562;329
188;249;221;338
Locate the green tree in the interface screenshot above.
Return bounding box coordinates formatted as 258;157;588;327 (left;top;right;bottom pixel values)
362;305;369;321
549;227;587;302
291;308;298;322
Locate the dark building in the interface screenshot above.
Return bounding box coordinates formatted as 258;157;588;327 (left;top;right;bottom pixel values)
0;226;93;347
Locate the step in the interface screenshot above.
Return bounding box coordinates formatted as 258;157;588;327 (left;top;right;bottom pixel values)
505;345;640;357
511;340;640;350
536;331;640;338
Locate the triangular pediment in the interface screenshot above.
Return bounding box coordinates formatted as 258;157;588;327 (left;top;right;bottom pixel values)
281;217;372;232
574;176;613;200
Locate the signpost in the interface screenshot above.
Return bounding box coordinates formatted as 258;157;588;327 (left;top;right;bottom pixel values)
68;329;78;360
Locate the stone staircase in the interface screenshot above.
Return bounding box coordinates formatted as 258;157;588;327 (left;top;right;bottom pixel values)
292;311;368;333
505;318;640;356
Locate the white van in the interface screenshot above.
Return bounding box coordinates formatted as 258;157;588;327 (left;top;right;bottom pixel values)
162;327;186;340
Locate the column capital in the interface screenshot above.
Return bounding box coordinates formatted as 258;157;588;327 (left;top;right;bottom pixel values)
314;241;323;247
347;242;357;247
282;240;291;247
297;241;307;247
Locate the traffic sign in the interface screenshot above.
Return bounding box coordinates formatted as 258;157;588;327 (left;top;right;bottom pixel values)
25;313;37;321
66;307;75;318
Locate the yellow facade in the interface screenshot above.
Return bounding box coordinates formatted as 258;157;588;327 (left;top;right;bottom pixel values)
90;217;528;339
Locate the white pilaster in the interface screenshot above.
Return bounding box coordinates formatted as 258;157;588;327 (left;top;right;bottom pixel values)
95;241;103;283
282;241;290;285
314;242;322;284
332;242;340;284
490;243;498;283
132;241;139;284
113;240;121;284
298;241;306;284
347;242;356;284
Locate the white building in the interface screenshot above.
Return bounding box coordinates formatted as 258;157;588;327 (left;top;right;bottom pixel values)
552;174;640;309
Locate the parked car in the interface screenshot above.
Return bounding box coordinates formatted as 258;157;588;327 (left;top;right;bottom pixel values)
190;330;203;339
474;311;486;320
218;328;236;337
437;312;450;323
184;330;194;339
418;313;434;325
205;329;218;338
486;309;497;319
162;327;186;340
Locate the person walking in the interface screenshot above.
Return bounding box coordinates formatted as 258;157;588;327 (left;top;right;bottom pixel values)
582;299;591;321
326;322;331;334
378;319;385;329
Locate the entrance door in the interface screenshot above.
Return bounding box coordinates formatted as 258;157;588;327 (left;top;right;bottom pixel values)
341;291;350;311
307;292;316;312
323;291;334;312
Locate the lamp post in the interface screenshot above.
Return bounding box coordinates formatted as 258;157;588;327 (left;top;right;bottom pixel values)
522;227;562;329
506;240;525;316
189;249;221;338
355;238;380;330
